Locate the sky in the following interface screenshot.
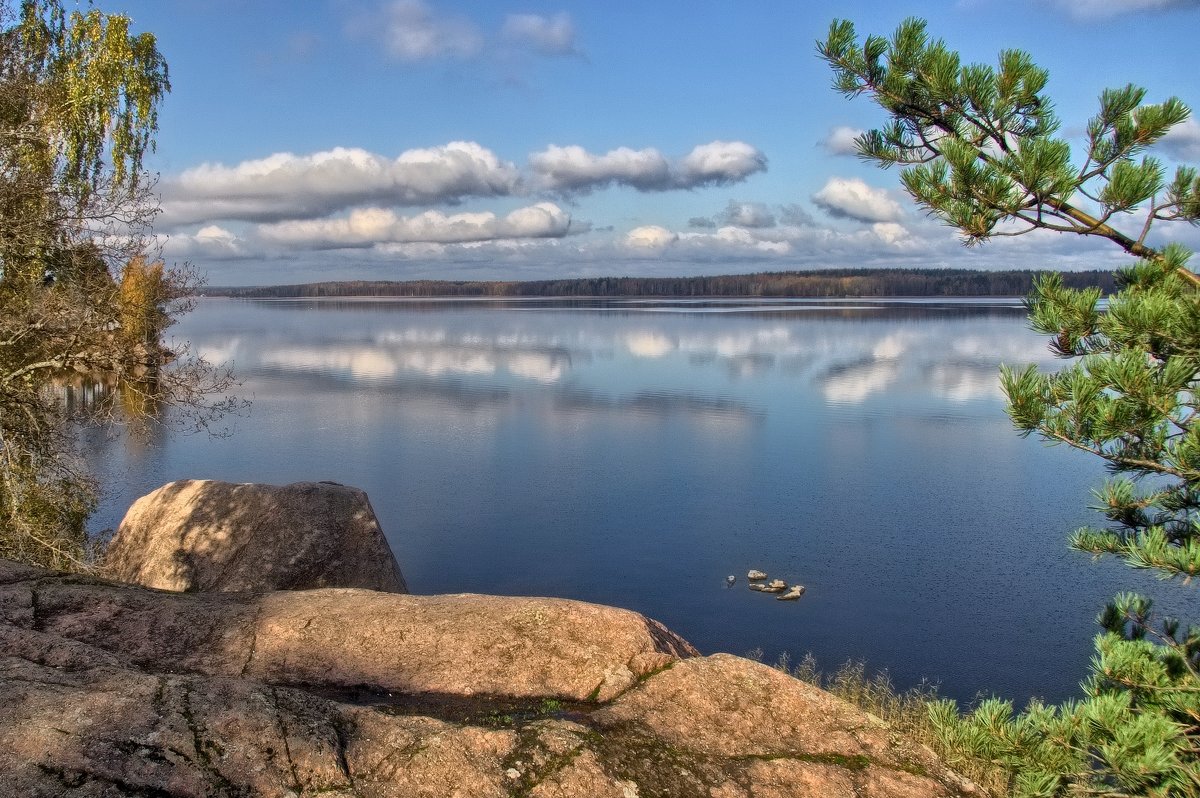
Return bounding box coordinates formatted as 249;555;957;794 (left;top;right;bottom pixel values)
93;0;1200;285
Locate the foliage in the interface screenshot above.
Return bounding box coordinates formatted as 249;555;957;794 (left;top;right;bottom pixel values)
819;17;1200;263
821;17;1200;797
0;1;235;570
118;254;170;346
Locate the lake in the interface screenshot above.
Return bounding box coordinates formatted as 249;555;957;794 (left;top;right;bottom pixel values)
80;296;1200;706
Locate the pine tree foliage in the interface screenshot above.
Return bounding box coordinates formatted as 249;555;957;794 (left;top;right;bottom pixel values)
818;18;1200;268
0;1;235;569
821;18;1200;797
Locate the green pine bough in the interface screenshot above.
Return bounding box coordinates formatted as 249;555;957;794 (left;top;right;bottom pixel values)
820;18;1200;797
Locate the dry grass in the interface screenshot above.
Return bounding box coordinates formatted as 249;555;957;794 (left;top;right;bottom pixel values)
753;650;1006;795
772;652;941;742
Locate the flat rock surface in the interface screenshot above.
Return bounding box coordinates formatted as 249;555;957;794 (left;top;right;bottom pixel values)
2;566;695;702
0;560;975;797
104;479;409;593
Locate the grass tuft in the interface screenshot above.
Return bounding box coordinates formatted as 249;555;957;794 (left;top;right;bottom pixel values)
762;651;1006;795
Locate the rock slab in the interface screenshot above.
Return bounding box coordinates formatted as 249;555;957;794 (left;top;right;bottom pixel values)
104;479;408;593
0;559;975;797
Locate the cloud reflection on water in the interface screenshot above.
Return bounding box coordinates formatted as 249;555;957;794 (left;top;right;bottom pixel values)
258;342;571;384
193;300;1060;425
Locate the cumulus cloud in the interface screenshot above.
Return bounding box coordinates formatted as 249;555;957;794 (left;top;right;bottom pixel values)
677;141;767;186
163;138;768;227
258;202;571;249
529;145;671;192
715;200;776;228
685;226;791;254
501;13;578;56
529;140;766;193
160;225;249;260
1052;0;1199;18
1161;117;1200;161
812;177;904;223
624;225;678;249
161;143;521;225
590;209;947;267
820;126;864;156
871;222;913;246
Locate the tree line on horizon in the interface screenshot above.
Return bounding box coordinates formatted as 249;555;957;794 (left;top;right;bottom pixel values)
208;268;1118;299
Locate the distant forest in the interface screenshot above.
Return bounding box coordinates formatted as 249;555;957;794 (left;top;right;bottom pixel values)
208;268;1118;299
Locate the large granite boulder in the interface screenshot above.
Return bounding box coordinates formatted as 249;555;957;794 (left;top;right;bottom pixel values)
0;559;976;797
104;479;408;593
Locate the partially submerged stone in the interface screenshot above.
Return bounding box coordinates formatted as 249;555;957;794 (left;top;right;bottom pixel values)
104;479;408;593
778;585;806;601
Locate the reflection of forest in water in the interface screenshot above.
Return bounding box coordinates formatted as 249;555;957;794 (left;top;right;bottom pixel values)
56;372;165;422
243;296;1030;323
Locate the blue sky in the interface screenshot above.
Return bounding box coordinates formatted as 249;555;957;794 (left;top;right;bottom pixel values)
100;0;1200;285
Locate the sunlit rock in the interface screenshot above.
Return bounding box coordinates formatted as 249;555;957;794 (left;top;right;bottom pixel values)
104;479;408;593
0;559;974;797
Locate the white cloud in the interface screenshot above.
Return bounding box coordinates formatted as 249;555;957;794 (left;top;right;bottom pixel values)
677;141;768;186
163;138;769;227
820;126;864;156
530;145;671;192
160;225;248;260
702;226;791;254
624;225;678;249
529;140;765;193
1161;117;1200;161
813;177;904;223
162;143;522;225
501;13;578;56
258;202;571;249
871;222;914;246
1053;0;1199;18
355;0;483;61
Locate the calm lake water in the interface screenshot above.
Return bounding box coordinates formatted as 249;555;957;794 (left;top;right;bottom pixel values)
80;296;1200;705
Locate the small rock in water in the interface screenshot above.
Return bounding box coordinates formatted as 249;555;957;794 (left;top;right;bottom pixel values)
747;570;767;581
764;579;787;593
748;583;767;592
726;575;736;586
777;585;806;601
